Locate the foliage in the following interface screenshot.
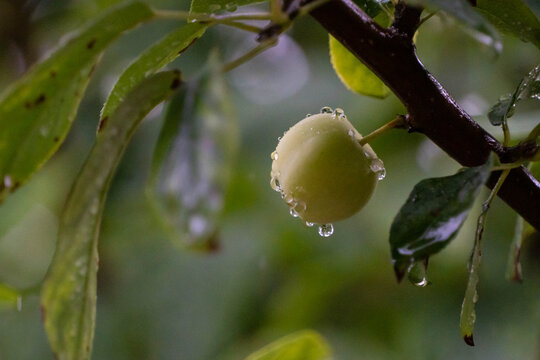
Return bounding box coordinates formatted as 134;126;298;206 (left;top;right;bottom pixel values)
0;0;539;359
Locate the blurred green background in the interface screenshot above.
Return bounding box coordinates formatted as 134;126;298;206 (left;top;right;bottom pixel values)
0;0;539;359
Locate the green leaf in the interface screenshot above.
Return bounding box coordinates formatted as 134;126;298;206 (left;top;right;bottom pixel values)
460;166;509;346
190;0;264;16
0;283;21;310
476;0;540;50
505;162;540;282
41;71;181;360
328;0;393;99
0;2;155;203
329;36;390;99
244;330;332;360
146;52;238;250
389;160;492;281
101;23;208;122
409;0;501;53
505;216;528;283
488;64;540;126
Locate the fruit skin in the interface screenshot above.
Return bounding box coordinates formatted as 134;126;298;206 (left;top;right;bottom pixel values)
271;112;379;224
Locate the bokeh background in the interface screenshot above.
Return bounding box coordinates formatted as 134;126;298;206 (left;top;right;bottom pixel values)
0;0;539;359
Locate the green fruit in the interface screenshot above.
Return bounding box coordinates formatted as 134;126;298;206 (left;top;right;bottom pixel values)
270;108;383;227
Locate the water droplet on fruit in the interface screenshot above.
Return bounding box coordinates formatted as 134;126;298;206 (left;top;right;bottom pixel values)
270;177;281;192
318;223;334;237
348;129;355;138
320;106;333;114
332;108;345;120
289;208;299;218
305;221;314;227
271;151;279;160
369;158;386;180
305;113;312;118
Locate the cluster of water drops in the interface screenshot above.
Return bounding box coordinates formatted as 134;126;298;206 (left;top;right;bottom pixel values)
269;167;334;237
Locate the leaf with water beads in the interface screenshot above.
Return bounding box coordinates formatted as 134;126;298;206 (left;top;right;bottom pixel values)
488;64;540;126
41;71;181;360
146;52;238;250
389;158;492;282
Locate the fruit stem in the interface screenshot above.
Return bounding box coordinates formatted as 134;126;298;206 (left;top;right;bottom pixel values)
359;115;406;146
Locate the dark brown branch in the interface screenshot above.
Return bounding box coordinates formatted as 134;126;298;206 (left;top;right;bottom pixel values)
310;0;540;231
392;1;423;39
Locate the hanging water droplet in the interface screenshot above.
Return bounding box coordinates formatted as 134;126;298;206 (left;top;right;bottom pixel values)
278;136;282;141
407;261;429;287
305;221;314;227
332;108;345;120
318;223;334;237
305;113;312;118
270;177;281;192
289;208;299;218
271;151;279;160
369;159;386;180
320;106;333;114
294;200;306;213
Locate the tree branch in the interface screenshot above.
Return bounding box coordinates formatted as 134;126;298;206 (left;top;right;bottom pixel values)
310;0;540;231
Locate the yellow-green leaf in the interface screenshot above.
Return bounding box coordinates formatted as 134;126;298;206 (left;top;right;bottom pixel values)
0;2;155;203
245;330;332;360
41;71;181;360
329;36;390;99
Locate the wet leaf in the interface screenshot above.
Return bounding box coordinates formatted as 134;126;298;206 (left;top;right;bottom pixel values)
0;283;21;310
460;167;509;347
389;160;492;281
329;36;390;99
190;0;264;16
506;162;540;282
475;0;540;50
0;2;155;203
41;71;181;360
488;64;540;126
101;22;208;122
244;330;332;360
354;0;393;18
409;0;501;53
146;52;238;250
505;216;530;283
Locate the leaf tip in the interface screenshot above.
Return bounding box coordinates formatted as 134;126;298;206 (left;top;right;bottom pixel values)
393;264;406;283
170;71;182;90
463;333;475;346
